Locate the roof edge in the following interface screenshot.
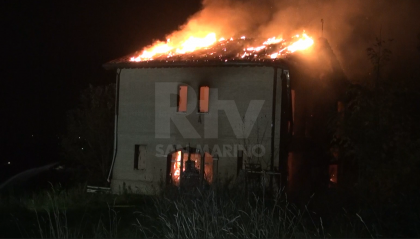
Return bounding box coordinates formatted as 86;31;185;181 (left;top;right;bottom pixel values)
103;59;289;70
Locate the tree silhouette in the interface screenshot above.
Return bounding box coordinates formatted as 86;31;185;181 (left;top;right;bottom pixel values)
366;36;393;87
61;84;115;186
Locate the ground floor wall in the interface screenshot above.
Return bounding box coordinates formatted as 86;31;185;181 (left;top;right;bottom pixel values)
110;137;281;195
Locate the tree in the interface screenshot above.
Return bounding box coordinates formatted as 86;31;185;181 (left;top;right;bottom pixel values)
366;36;393;87
61;84;115;186
335;36;420;200
330;36;420;236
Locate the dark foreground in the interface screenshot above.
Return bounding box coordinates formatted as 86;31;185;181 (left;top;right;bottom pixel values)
1;182;419;238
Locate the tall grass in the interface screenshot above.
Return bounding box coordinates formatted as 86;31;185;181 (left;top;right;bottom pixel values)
33;191;79;238
31;202;122;238
3;182;390;238
22;183;115;211
134;187;322;238
6;184;123;238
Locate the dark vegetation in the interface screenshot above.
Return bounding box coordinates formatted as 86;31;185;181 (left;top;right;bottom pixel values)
61;84;115;186
0;182;375;238
329;37;420;236
1;38;420;238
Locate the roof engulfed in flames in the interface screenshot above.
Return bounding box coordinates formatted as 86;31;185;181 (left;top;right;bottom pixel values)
125;32;314;63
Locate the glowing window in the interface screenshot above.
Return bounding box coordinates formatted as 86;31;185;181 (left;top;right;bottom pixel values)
169;151;213;186
178;85;188;112
199;86;209;113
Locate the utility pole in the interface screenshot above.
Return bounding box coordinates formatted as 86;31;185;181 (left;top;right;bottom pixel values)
321;19;324;37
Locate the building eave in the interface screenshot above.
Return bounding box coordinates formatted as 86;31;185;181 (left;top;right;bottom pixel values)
102;59;290;70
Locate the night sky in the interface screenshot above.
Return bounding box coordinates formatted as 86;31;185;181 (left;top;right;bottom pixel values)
1;1;202;179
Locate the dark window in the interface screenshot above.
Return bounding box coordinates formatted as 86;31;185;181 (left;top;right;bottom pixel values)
237;150;243;175
134;145;147;170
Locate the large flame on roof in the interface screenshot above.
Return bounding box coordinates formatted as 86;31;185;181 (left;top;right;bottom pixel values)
130;32;313;62
287;34;314;52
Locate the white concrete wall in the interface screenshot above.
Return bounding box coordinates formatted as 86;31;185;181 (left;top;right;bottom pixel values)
111;66;284;194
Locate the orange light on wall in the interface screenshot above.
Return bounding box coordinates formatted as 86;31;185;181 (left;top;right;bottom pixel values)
291;90;295;122
178;86;188;112
204;152;213;183
199;86;209;113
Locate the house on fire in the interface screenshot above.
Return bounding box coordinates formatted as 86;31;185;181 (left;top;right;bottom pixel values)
103;37;347;195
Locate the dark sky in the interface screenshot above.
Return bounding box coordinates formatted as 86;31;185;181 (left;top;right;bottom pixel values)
0;1;202;173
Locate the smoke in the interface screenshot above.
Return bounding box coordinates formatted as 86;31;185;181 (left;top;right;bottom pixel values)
149;0;420;81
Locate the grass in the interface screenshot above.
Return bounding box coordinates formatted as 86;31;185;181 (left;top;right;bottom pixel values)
1;182;418;238
143;189;320;238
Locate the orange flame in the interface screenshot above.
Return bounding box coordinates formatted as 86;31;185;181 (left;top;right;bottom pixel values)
175;33;217;54
131;33;217;61
263;37;283;45
130;31;314;61
173;151;182;183
246;46;266;52
286;33;314;53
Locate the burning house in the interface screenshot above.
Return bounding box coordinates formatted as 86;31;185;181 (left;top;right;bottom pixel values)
104;33;347;195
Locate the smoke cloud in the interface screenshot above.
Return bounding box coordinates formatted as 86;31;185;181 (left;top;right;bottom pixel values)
151;0;420;81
